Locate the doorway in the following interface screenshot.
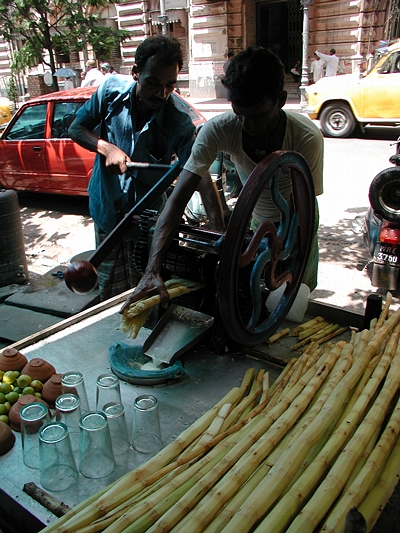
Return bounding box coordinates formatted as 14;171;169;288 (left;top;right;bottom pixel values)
256;0;302;72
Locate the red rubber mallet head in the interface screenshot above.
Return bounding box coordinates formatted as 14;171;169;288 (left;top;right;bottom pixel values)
64;261;98;295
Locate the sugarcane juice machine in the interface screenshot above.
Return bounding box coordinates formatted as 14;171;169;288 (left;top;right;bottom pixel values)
65;152;315;359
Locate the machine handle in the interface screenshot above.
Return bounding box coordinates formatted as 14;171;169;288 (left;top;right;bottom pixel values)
88;160;182;269
126;161;174;170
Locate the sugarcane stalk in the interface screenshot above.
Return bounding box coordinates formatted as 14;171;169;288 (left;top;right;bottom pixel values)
310;323;340;341
298;321;330;340
259;372;270;404
321;410;399;533
159;349;340;533
357;433;400;531
291;316;325;336
283;326;400;533
268;327;290;343
222;310;400;533
101;449;226;533
125;282;205;317
376;292;392;328
316;326;349;346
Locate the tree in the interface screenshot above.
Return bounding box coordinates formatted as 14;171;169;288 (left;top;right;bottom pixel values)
0;0;130;92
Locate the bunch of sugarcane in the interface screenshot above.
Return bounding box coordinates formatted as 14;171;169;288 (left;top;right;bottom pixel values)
120;278;206;338
42;294;400;533
290;316;349;351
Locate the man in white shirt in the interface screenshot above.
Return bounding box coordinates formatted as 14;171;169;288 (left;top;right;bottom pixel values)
122;46;324;312
310;53;325;83
315;49;339;77
81;60;104;87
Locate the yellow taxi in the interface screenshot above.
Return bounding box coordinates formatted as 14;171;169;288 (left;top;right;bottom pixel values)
0;97;12;128
305;41;400;137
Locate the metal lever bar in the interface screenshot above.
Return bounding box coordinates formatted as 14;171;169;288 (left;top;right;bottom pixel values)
126;161;174;170
87;160;181;269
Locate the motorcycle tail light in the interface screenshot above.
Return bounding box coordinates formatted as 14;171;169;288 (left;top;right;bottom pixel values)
379;223;400;244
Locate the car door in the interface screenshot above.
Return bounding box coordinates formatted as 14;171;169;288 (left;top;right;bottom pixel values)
46;101;95;194
0;103;50;191
361;51;400;120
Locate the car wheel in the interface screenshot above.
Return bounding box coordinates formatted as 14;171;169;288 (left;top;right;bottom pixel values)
319;103;357;138
369;167;400;222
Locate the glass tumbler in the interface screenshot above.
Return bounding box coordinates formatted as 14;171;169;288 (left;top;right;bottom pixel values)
96;373;121;410
55;393;82;454
102;402;130;455
79;411;115;478
61;371;90;412
131;395;162;455
39;422;78;492
20;402;51;469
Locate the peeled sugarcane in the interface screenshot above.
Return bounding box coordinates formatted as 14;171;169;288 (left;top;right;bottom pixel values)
160;347;341;533
357;431;400;530
120;278;206;338
321;395;400;531
251;322;400;533
283;326;400;533
220;309;400;533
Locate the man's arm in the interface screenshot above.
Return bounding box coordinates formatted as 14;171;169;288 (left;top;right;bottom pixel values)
120;169;203;312
196;172;225;232
69;119;131;175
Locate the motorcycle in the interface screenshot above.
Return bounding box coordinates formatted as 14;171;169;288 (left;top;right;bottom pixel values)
362;135;400;290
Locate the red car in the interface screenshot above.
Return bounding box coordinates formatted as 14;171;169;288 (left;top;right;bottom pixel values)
0;87;206;195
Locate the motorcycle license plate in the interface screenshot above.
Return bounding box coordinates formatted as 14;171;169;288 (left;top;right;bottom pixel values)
373;243;400;265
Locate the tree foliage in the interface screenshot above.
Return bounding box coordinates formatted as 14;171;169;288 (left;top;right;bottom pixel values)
0;0;130;80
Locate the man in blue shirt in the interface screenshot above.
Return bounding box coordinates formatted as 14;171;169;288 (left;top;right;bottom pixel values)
69;35;223;300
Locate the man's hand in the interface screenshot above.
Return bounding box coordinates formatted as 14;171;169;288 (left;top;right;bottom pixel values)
119;271;169;314
100;142;131;175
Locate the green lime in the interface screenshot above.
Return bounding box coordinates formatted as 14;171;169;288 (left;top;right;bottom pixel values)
0;383;12;395
30;380;43;392
34;392;42;399
3;402;11;412
2;371;18;384
0;404;8;416
12;386;22;394
5;391;19;405
17;374;32;389
0;392;6;404
0;371;4;380
0;415;9;424
22;386;35;396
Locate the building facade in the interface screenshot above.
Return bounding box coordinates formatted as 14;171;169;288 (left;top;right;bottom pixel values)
117;0;400;97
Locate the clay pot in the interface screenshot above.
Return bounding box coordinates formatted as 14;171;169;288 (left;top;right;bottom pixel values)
21;358;56;384
41;373;63;409
9;394;49;432
0;348;28;372
0;421;15;455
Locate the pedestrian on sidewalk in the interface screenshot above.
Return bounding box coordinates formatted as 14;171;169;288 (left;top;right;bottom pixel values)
69;35;222;301
315;48;339;77
223;52;234;74
290;59;302;82
81;60;104;87
310;52;325;83
122;45;324;313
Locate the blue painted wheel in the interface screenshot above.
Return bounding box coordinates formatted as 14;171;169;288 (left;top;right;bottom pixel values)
218;151;315;346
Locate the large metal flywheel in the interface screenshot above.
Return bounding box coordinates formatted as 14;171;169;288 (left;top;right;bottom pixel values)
218;151;315;346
